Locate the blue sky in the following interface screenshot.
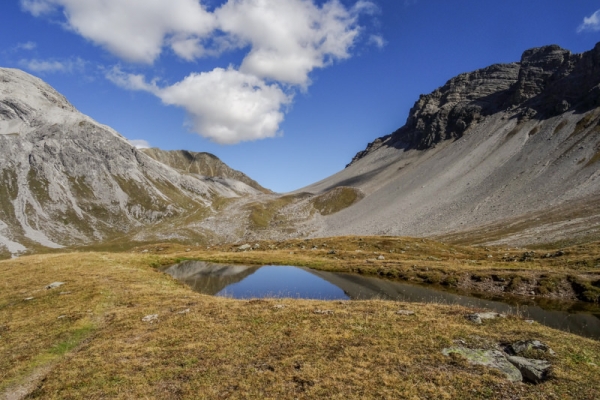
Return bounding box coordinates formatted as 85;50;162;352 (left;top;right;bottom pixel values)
2;1;600;192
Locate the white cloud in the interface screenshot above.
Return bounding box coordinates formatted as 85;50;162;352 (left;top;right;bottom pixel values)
369;35;386;49
19;57;86;74
20;0;216;63
108;67;291;145
129;139;151;149
24;0;379;144
216;0;366;86
578;10;600;33
16;41;37;51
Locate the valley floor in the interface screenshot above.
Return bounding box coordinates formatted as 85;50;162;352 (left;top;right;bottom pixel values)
1;237;600;399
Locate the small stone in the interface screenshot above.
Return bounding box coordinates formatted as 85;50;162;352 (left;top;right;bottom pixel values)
141;249;149;253
273;304;285;309
314;309;334;315
142;314;159;323
396;310;415;316
328;250;336;255
377;255;385;260
57;315;66;319
524;320;535;324
185;249;191;252
466;312;505;324
24;297;34;301
177;309;190;314
238;244;251;251
45;282;65;290
252;243;260;249
506;356;552;383
59;291;71;295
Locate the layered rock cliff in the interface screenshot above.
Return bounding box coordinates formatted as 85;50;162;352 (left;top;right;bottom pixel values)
349;43;600;164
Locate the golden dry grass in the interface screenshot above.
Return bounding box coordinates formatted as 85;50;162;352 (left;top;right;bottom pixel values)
1;250;599;399
146;236;600;303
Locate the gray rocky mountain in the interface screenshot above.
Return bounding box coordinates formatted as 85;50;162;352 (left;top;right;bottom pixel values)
0;67;262;257
141;148;270;193
305;42;600;245
2;41;600;256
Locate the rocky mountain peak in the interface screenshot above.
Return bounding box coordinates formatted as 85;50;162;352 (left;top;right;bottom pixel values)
348;42;600;165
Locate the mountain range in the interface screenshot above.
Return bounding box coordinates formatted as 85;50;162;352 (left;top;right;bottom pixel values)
1;42;600;257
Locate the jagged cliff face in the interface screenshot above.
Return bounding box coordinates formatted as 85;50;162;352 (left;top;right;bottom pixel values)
141;148;271;194
349;43;600;163
0;68;261;256
309;43;600;245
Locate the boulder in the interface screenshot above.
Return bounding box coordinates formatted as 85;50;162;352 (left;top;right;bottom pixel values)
506;356;552;383
505;340;555;356
442;347;522;382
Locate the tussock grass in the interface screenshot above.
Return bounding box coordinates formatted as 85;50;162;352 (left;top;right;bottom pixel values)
1;251;599;399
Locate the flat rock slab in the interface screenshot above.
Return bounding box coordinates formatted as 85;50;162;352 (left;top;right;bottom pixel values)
442;347;522;382
507;356;552;383
396;310;415;316
466;312;505;324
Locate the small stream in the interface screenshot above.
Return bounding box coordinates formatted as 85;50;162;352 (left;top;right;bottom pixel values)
163;261;600;340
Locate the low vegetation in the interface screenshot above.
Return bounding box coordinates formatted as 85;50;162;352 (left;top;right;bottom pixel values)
311;187;363;216
1;249;599;399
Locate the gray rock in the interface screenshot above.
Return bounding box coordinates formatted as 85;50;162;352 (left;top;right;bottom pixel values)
377;255;385;260
466;312;505;324
314;309;334;315
506;340;555;356
396;310;415;316
142;314;158;323
45;282;65;290
506;356;552;383
442;347;522;382
238;244;251;251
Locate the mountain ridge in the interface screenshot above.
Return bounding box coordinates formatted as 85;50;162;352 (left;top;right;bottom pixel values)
141;148;271;194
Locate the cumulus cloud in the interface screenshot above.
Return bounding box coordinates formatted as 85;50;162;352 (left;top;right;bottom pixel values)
578;10;600;33
23;0;378;144
21;0;216;63
108;67;291;144
19;57;85;73
129;139;151;149
216;0;366;86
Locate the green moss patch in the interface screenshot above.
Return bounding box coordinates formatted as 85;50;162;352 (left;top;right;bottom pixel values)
311;187;363;216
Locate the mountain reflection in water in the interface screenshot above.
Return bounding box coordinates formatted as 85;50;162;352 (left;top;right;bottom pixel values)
163;261;600;340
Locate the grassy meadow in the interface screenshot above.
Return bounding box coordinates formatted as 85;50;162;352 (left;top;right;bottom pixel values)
1;237;599;399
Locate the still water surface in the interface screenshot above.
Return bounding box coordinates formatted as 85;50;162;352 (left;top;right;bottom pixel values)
163;261;600;340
